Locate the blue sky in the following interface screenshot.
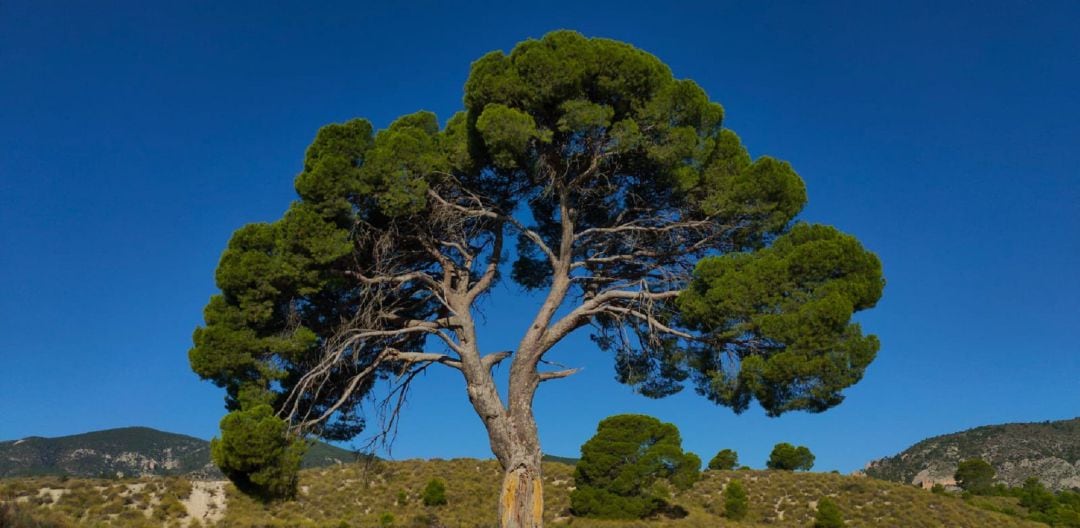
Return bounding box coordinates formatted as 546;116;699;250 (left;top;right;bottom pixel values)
1;1;1077;473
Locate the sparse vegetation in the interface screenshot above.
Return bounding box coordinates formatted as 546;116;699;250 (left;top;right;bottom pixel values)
1;459;1054;527
865;418;1080;491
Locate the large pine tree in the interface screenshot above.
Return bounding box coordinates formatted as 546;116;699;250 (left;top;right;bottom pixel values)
190;30;884;527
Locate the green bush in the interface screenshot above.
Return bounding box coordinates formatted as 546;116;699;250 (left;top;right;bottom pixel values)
211;404;307;500
814;497;844;528
723;479;748;520
709;449;738;471
421;478;447;506
766;442;814;471
570;414;701;519
954;459;995;495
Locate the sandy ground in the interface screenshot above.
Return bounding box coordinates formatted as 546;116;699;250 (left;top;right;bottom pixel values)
181;481;227;527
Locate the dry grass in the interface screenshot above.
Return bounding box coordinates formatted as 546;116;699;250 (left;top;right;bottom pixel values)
0;461;1047;527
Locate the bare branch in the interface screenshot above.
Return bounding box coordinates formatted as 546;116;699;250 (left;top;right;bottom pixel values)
539;368;580;381
481;350;513;370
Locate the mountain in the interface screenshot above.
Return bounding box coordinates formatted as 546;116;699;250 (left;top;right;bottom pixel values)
863;417;1080;491
0;459;1044;527
0;426;360;479
541;454;578;465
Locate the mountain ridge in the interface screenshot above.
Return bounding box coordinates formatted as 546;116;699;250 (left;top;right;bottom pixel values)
863;417;1080;491
0;426;359;479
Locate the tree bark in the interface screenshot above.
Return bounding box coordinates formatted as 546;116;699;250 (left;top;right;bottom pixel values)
498;451;544;528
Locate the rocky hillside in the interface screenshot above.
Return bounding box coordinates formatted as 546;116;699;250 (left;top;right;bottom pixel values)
0;427;358;479
864;417;1080;491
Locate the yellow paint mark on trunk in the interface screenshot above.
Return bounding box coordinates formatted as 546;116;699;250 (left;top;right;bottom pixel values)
501;473;519;527
501;469;542;527
531;476;543;523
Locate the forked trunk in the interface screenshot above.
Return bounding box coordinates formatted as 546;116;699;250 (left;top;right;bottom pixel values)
498;454;544;528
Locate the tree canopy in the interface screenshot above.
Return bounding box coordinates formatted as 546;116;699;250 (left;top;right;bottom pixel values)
766;442;815;471
189;30;884;521
708;448;739;471
570;414;700;519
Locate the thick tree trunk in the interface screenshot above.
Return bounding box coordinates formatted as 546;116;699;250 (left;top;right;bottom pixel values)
498;453;544;528
460;357;545;527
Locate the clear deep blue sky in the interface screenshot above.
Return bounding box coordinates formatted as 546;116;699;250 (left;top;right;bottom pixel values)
2;1;1077;473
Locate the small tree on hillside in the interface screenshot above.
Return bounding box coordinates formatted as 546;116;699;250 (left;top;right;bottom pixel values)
723;479;749;520
1017;477;1055;514
189;31;884;527
708;449;739;471
571;415;701;519
210;404;305;499
954;458;995;495
422;478;448;507
814;498;844;528
766;443;814;471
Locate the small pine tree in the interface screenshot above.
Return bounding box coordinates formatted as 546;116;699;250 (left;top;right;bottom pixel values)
954;459;995;495
814;498;844;528
210;403;306;500
421;478;447;506
766;442;814;471
709;449;739;471
724;479;749;520
571;414;701;519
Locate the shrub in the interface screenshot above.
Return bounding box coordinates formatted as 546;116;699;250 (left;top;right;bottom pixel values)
570;414;701;519
211;404;307;500
1017;477;1054;514
954;459;994;495
421;478;447;506
814;497;844;528
766;443;814;471
708;449;738;471
723;479;748;520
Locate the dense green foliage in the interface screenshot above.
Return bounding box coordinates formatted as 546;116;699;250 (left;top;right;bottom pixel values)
766;443;814;471
422;478;448;506
723;479;748;520
1011;478;1080;527
955;458;996;494
813;498;844;528
709;449;739;471
210;405;306;500
677;224;882;414
571;415;701;519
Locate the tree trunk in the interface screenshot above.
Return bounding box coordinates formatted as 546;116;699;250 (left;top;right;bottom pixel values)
498;450;543;528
